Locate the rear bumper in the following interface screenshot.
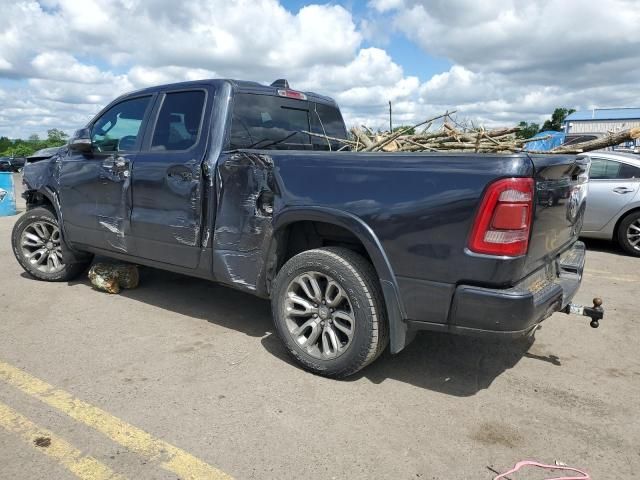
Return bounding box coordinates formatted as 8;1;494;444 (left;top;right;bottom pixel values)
439;242;585;337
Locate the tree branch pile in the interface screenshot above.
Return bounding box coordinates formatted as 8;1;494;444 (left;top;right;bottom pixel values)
305;112;640;155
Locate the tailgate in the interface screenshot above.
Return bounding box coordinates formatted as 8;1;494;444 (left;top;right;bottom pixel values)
525;154;590;273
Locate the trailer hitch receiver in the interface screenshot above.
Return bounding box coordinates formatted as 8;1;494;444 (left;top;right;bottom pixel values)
563;297;604;328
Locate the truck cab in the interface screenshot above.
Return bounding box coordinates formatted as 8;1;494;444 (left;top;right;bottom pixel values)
36;80;346;269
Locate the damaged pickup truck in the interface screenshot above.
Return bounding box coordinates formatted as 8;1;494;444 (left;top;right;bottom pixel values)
12;79;603;377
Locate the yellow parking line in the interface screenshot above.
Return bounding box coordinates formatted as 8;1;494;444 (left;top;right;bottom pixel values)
0;361;233;480
0;401;126;480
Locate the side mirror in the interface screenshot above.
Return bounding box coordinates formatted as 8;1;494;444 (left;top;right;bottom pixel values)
69;128;92;153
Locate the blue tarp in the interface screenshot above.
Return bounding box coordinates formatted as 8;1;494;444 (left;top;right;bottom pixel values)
525;130;565;152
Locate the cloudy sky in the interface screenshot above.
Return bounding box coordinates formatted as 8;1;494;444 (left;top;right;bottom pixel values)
1;0;639;138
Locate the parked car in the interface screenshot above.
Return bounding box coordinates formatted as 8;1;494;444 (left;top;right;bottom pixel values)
0;156;26;173
580;151;640;256
12;79;599;377
537;178;571;207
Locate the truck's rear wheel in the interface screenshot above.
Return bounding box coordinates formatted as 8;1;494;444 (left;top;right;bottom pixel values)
11;207;91;281
271;247;388;378
617;210;640;257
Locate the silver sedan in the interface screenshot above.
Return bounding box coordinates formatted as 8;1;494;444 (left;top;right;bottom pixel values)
580;152;640;256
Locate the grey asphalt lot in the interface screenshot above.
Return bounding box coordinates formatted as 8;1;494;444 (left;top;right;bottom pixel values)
0;174;639;479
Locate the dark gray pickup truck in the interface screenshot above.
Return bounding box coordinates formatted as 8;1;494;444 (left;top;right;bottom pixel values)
12;79;602;377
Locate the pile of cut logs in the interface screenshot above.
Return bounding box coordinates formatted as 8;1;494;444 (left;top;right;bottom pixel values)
305;111;640;154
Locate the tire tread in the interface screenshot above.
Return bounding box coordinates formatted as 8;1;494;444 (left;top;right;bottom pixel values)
11;207;91;282
272;247;389;378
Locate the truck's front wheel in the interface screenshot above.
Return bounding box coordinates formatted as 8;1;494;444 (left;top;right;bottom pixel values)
11;207;91;282
271;247;388;378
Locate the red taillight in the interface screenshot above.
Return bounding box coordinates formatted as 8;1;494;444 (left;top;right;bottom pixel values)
277;89;307;100
468;177;534;257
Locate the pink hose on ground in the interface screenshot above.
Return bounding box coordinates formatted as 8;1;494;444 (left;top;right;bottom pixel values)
493;460;590;480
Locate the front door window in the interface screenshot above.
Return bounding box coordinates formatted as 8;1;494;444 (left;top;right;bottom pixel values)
91;96;151;152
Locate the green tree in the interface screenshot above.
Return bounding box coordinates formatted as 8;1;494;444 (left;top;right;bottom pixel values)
392;125;416;135
516;121;540;139
0;136;11;153
541;107;576;132
4;143;33;157
47;128;68;144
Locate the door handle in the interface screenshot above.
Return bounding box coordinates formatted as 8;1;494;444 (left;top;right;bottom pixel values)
612;187;634;194
103;156;128;168
114;157;128;169
101;156;129;178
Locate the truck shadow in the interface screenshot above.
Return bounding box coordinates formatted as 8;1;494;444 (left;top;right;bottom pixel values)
263;330;540;396
581;238;627;256
346;333;536;395
64;263;543;397
65;265;274;339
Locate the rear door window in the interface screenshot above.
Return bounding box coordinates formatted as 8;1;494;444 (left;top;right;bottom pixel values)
590;159;621;179
591;158;640;179
230;94;311;150
618;162;640;179
151;90;206;151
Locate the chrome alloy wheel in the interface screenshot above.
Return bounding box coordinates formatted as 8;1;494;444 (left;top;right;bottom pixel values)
20;221;65;274
627;218;640;251
284;272;355;360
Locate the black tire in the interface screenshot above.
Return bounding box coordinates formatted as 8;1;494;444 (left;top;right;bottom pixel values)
271;247;389;378
545;195;554;207
11;207;92;281
617;210;640;257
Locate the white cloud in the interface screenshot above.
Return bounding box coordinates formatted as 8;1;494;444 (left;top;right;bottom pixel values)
0;0;639;137
0;85;103;138
364;0;640;126
368;0;405;13
31;52;115;84
0;0;419;137
0;57;12;70
297;48;407;91
127;66;219;89
392;0;640;77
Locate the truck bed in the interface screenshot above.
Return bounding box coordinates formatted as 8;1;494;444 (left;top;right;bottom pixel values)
225;149;587;329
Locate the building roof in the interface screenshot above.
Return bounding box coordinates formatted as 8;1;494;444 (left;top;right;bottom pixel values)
565;108;640;122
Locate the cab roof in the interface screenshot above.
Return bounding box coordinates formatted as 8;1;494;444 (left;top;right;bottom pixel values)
124;78;338;107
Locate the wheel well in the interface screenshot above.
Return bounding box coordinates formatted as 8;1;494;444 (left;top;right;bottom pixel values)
25;191;55;215
267;220;409;353
273;221;373;276
613;207;640;241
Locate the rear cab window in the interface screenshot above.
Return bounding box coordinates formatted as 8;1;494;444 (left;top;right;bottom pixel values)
310;103;348;151
229;93;347;151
